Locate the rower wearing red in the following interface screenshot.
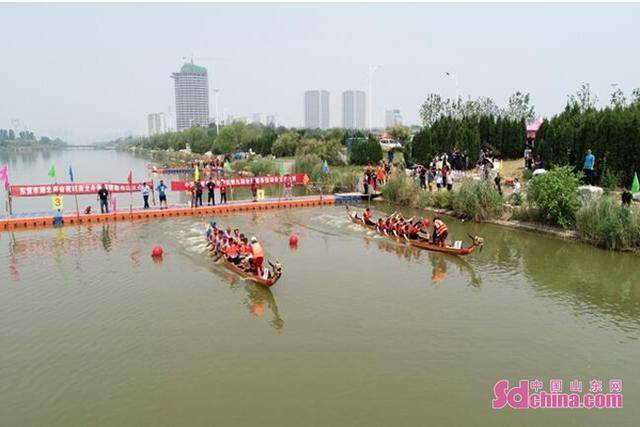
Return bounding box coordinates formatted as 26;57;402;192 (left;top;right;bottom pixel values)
363;207;374;225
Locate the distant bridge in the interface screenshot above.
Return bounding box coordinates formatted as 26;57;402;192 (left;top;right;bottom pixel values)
65;145;112;150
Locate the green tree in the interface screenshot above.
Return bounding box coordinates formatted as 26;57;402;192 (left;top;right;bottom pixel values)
568;83;598;111
505;91;535;121
272;131;301;157
350;136;382;165
527;166;581;228
387;124;410;142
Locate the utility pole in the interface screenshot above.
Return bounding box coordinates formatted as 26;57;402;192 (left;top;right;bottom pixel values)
213;88;220;134
368;64;380;133
445;71;460;101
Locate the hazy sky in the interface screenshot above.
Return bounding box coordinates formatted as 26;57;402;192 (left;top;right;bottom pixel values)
1;3;639;143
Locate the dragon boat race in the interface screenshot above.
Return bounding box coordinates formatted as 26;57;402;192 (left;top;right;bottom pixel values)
2;2;640;426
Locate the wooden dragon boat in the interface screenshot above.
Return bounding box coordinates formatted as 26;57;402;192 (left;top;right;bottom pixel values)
346;206;483;256
207;236;281;287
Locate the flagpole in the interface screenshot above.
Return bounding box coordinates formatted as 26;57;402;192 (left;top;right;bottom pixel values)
127;170;133;217
74;193;80;221
69;166;80;222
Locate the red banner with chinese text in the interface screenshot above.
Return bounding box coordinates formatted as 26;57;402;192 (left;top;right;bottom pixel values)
9;181;153;197
170;174;307;191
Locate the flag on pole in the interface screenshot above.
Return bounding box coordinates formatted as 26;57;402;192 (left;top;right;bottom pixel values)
0;165;8;189
127;170;133;184
194;165;200;181
68;165;74;182
632;172;640;193
48;164;56;179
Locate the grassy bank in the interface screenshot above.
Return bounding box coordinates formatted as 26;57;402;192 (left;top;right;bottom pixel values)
381;174;503;221
380;171;640;253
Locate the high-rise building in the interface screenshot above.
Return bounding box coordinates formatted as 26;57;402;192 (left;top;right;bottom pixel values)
385;109;403;128
252;113;262;124
342;90;366;129
265;115;277;127
147;113;167;136
171;62;210;131
304;90;330;129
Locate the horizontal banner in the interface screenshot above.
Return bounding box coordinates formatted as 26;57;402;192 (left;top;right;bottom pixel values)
9;181;153;197
171;174;308;191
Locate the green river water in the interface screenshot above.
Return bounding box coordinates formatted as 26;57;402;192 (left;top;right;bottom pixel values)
1;150;639;426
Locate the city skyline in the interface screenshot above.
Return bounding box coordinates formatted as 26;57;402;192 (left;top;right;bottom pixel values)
385;109;402;128
147;112;167;136
304;90;330;130
171;62;210;131
1;3;639;142
342;90;366;130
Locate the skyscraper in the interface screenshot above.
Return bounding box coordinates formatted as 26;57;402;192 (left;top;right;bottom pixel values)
342;90;366;129
385;109;403;127
304;90;330;129
147;113;167;136
171;62;210;131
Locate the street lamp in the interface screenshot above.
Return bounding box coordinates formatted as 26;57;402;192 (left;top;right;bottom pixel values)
368;64;380;133
213;88;220;134
445;71;460;101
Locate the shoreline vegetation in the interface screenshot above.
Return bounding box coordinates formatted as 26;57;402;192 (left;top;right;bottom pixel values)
0;129;67;151
378;169;640;254
113;84;640;253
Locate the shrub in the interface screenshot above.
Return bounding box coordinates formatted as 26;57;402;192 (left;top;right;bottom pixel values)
452;179;504;221
415;190;433;209
526;166;581;228
600;168;620;189
294;154;324;182
381;173;419;206
247;157;275;176
350;137;383;165
510;205;541;222
326;169;359;193
230;159;249;173
576;197;640;250
431;190;455;210
272;131;301;157
295;137;343;165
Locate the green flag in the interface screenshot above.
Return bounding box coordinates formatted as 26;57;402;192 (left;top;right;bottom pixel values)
48;164;56;179
632;172;639;193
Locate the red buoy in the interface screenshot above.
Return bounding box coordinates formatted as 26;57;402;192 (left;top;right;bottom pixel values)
289;234;298;246
151;246;164;257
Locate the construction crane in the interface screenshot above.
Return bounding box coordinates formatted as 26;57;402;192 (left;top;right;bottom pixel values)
182;55;224;64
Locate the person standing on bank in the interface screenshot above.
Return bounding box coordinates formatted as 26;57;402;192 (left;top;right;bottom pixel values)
156;179;168;209
141;182;150;209
219;179;227;204
583;149;596;185
97;184;109;213
194;180;203;207
206;177;216;206
251;178;258;202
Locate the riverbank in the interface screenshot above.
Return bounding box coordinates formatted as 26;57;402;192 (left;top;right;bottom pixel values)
373;192;640;255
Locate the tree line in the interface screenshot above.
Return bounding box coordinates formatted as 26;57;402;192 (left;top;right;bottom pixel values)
536;85;640;187
0;129;66;147
409;115;526;165
120;122;384;163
